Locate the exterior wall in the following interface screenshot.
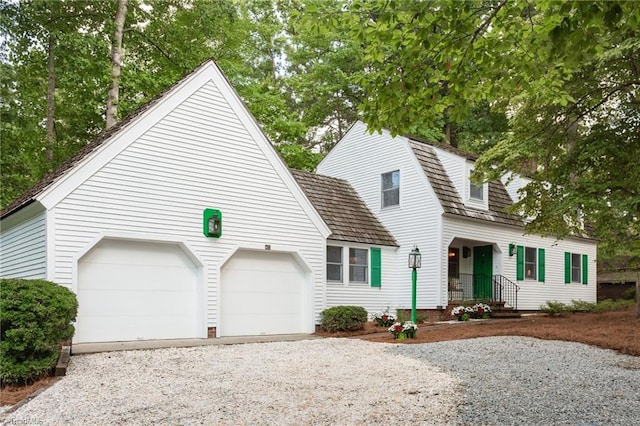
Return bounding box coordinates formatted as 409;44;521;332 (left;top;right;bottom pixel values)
443;215;597;310
318;122;444;309
501;173;531;203
0;210;47;279
324;241;398;315
47;76;327;329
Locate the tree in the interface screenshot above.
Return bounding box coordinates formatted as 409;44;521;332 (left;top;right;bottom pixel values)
106;0;128;129
322;1;639;252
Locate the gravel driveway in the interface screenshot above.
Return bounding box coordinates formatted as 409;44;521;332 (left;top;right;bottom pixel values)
2;337;639;425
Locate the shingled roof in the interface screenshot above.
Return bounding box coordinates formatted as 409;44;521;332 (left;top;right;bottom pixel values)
291;170;398;247
408;140;522;227
1;60;215;219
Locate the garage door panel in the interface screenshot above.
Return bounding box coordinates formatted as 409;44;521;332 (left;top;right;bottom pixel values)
79;290;196;316
220;250;308;337
76;240;200;343
79;314;197;342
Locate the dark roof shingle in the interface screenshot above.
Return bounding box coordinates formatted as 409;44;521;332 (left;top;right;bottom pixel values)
409;141;522;227
291;170;398;247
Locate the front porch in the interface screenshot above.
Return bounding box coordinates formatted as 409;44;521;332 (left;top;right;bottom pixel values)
447;273;520;310
447;238;519;310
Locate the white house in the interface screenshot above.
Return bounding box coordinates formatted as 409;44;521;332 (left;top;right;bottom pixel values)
317;121;597;311
0;62;598;345
0;60;333;343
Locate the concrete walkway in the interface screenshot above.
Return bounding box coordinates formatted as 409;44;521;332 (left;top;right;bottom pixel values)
72;334;322;355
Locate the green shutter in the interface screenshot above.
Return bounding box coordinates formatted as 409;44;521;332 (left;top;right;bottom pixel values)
582;254;588;285
538;248;545;283
516;245;524;280
371;248;381;288
564;252;571;283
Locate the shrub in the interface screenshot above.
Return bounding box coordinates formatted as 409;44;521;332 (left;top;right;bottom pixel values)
320;305;367;332
1;278;78;384
593;298;635;313
540;301;569;316
569;299;597;312
622;286;636;300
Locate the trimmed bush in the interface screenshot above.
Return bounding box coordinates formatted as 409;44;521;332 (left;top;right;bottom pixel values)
1;278;78;384
540;301;569;316
320;305;368;332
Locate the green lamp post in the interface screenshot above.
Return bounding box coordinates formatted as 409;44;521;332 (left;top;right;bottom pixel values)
408;245;422;323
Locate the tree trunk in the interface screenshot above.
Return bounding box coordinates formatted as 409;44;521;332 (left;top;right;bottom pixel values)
45;32;56;162
106;0;128;129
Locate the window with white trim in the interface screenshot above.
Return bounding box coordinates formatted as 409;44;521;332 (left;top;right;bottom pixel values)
469;169;484;201
525;247;537;280
327;246;342;281
381;170;400;207
349;248;368;283
571;253;581;283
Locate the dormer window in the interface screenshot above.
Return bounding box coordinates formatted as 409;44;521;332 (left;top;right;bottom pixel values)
381;170;400;208
469;176;484;201
466;167;488;209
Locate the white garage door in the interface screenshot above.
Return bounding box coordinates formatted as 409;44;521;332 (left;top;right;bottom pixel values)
220;250;308;337
76;239;200;343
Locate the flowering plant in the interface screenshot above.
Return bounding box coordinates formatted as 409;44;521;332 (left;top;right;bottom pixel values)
388;321;418;340
451;306;473;321
373;311;396;327
472;303;492;319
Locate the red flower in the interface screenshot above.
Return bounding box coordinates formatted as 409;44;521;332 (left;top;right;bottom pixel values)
394;325;403;332
382;314;388;320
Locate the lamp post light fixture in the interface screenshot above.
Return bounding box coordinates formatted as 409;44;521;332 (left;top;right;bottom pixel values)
408;245;422;323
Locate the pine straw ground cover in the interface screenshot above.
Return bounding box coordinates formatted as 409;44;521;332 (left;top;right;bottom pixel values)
316;306;640;356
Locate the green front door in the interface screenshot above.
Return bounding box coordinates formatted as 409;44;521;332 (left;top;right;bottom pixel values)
473;245;493;299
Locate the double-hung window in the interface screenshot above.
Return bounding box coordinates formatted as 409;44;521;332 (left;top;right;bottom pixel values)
525;247;537;280
516;245;545;282
349;248;368;283
381;170;400;208
327;246;343;281
564;252;588;284
469;169;484;201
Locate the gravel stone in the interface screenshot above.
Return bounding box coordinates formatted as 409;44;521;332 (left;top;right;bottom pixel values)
3;337;639;425
392;336;640;426
1;339;461;425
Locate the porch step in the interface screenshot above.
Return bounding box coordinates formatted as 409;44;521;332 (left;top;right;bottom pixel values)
490;310;522;319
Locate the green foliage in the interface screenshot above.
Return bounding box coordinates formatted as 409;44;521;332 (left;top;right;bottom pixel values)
0;278;78;384
592;299;635;313
622;286;636;300
541;299;634;317
569;299;597;313
320;305;368;332
540;301;570;316
314;0;640;252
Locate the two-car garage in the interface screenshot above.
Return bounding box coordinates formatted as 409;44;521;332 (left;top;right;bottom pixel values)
75;239;310;343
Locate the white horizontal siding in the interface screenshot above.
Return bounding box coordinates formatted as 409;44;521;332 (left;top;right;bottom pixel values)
0;211;47;279
324;243;398;315
443;216;597;310
319;122;443;309
51;79;326;327
502;173;531;203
